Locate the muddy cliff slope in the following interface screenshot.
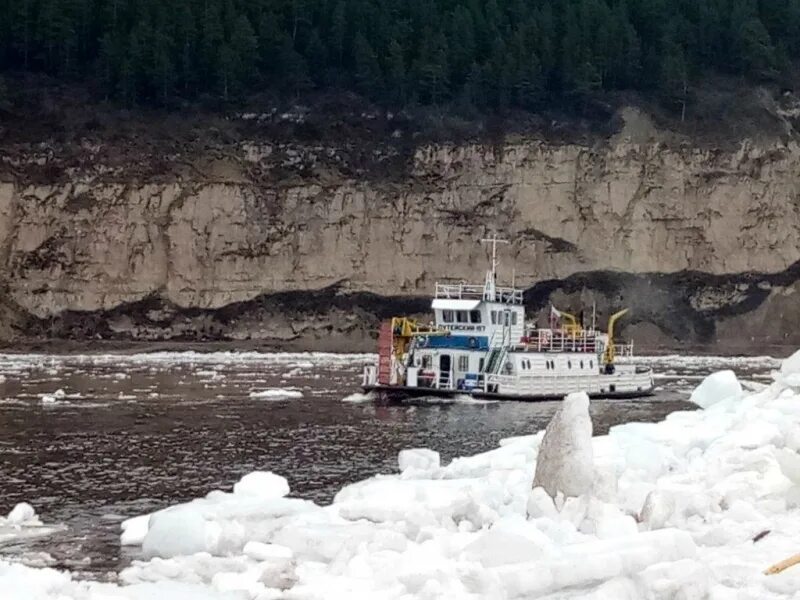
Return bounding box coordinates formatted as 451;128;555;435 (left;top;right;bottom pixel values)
1;100;799;353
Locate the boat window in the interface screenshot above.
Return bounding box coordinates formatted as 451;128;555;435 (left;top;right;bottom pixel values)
469;310;482;323
590;360;594;368
442;310;454;323
458;355;469;371
422;355;432;369
526;359;532;370
568;360;572;369
551;360;555;369
504;312;510;326
490;311;497;325
479;358;485;371
580;360;584;369
511;312;518;325
456;311;468;323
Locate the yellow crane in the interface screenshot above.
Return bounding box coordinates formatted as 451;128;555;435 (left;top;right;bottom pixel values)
602;308;629;365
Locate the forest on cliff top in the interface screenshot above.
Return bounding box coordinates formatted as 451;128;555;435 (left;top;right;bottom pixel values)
0;0;796;116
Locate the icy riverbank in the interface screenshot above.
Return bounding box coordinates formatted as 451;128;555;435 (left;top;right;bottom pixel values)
5;352;800;598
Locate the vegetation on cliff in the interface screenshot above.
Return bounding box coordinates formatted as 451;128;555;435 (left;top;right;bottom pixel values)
0;0;796;115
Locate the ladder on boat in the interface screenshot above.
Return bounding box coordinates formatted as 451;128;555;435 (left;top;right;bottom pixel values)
438;370;452;390
478;320;513;391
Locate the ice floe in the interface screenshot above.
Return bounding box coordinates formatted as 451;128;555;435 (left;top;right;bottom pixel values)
341;391;375;403
0;503;63;547
248;388;304;400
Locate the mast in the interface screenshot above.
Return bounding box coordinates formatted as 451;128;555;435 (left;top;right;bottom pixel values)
480;234;509;301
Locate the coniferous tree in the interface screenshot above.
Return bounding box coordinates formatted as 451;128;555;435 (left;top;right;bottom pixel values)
386;38;406;105
354;32;382;97
279;35;311;96
0;0;798;112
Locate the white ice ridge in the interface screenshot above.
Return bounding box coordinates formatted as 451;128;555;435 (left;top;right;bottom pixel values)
0;503;63;547
9;351;800;598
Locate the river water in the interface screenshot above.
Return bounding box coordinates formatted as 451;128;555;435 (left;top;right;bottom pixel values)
0;351;780;577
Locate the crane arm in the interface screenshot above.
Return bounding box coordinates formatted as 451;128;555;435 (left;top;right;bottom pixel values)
602;308;629;365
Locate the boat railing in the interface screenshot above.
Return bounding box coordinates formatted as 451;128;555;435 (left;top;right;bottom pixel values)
524;328;602;353
434;282;523;304
611;341;634;358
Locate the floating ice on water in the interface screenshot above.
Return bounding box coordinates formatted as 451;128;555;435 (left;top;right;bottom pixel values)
39;389;66;404
689;370;742;408
0;503;63;547
248;388;303;400
341;391;375;403
6;503;37;525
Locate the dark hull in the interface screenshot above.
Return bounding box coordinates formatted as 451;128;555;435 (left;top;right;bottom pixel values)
362;385;465;401
363;384;655;403
471;388;655;402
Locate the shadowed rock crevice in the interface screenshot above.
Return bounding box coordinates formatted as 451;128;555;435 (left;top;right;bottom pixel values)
4;262;800;354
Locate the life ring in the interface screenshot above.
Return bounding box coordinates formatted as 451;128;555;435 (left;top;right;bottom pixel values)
468;337;478;349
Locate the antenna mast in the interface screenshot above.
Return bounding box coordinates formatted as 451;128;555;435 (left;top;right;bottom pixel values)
480;233;509;301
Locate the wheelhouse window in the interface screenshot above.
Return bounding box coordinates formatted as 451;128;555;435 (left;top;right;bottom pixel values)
422;355;432;369
511;312;518;325
469;310;482;323
442;310;454;323
491;311;497;325
458;355;469;371
456;311;468;323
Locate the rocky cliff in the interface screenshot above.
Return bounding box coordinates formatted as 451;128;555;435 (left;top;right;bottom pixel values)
1;102;799;353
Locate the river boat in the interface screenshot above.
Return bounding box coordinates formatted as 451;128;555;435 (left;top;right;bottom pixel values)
361;236;654;402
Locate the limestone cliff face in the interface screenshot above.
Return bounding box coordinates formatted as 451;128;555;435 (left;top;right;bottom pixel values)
1;108;799;351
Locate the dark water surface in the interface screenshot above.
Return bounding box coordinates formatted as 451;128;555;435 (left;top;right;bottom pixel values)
0;351;779;575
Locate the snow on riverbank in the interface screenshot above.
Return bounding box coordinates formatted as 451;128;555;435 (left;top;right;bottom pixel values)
6;351;800;598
